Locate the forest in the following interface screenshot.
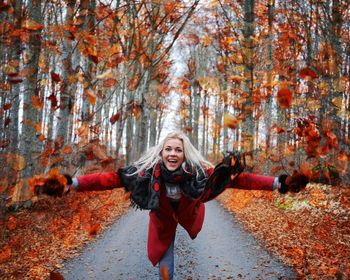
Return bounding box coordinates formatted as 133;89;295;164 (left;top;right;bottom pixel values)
0;0;349;279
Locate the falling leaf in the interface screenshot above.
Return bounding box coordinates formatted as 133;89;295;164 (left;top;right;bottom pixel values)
201;34;212;47
85;89;96;105
8;76;23;84
31;96;44;109
223;113;241;129
228;75;245;83
5;153;26;171
89;54;99;64
51;71;61;83
103;78;117;87
3;103;12;110
127;75;140;91
92;145;108;160
274;126;286;134
160;266;169;280
331;97;343;109
131;103;142;119
110;112;121;124
277;87;293;108
96;69;112;80
19;67;37;77
61;145;73;154
47;94;58;109
22;19;43;31
299;67;318;79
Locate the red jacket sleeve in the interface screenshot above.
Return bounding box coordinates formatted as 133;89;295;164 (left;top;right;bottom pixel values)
76;172;124;191
232;173;275;191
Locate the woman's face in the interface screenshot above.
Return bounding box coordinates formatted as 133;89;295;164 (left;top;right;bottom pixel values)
161;138;185;171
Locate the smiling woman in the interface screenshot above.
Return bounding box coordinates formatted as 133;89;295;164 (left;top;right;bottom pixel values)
161;138;184;171
38;131;309;280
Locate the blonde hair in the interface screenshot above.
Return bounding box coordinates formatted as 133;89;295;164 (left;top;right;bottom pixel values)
132;131;213;175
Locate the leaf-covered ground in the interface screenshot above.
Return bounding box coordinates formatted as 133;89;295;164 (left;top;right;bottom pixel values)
0;189;129;280
218;184;350;279
0;183;349;279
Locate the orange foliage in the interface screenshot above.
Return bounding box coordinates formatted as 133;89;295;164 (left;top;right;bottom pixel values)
277;87;293;108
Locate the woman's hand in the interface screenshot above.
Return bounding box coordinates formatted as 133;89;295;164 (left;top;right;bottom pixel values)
34;174;73;197
278;173;309;194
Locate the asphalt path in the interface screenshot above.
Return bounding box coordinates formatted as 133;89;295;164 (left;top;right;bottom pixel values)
60;200;296;279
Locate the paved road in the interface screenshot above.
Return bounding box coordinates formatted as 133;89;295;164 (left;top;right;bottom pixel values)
60;201;296;279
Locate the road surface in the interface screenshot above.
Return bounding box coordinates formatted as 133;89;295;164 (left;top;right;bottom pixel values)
60;200;296;279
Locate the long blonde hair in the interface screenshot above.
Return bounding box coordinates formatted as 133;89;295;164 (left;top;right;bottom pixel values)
132;131;213;175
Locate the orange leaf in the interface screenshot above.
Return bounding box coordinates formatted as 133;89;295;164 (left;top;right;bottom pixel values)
160;266;169;280
277;87;293;108
127;75;140;91
223;113;241;129
131;103;142;119
31;96;44;109
85;89;96;105
61;145;73;154
34;122;42;133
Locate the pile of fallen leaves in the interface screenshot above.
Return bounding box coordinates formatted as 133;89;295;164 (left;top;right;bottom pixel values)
218;183;350;279
0;189;129;279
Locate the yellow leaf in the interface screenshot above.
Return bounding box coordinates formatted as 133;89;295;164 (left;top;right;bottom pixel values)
201;34;212;47
22;19;43;31
96;69;113;80
332;97;343;109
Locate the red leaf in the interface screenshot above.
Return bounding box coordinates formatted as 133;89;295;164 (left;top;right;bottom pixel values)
8;76;23;84
110;112;121;124
3;103;11;111
47;94;58;109
51;72;61;83
277;87;293;108
89;55;99;64
299;67;318;79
